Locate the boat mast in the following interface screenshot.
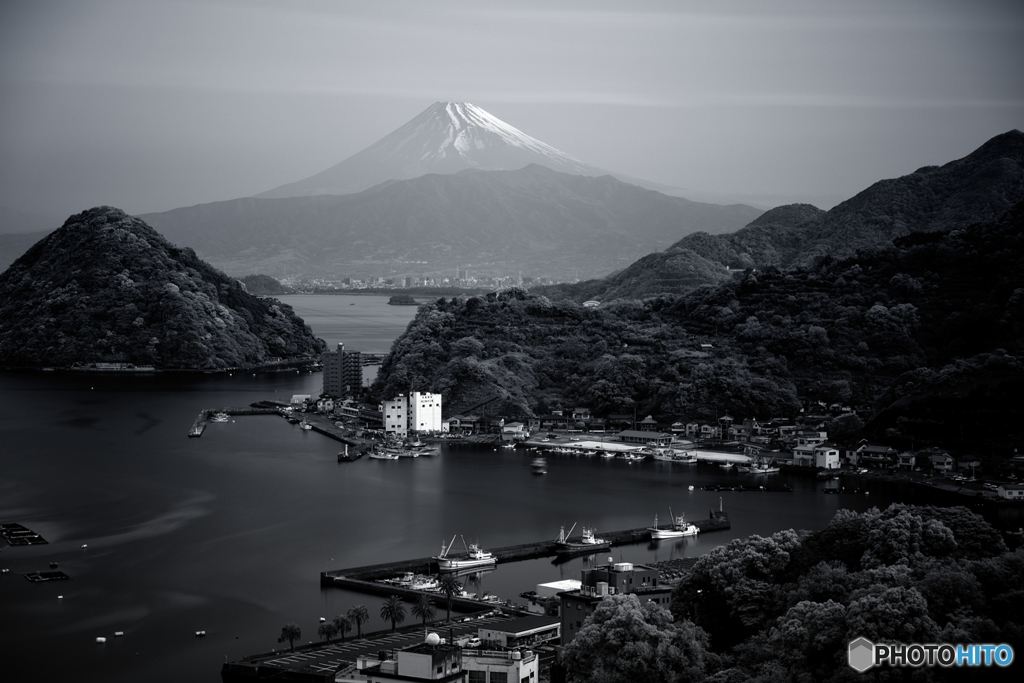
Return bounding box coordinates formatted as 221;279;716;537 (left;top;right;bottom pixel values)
441;534;457;558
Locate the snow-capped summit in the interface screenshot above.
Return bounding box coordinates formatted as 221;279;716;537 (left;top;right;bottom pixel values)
256;101;608;198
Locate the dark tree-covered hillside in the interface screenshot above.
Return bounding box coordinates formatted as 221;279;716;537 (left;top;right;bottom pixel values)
373;202;1024;453
0;207;324;369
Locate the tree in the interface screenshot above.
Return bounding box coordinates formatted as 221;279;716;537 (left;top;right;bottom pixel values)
347;605;369;639
278;623;301;651
437;574;463;622
318;621;337;643
332;615;352;642
380;595;407;632
562;594;711;683
411;593;436;626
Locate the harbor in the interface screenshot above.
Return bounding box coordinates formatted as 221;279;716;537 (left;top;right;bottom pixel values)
321;509;730;594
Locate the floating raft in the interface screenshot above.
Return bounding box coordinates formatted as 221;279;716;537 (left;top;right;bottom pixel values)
0;523;48;545
25;571;69;582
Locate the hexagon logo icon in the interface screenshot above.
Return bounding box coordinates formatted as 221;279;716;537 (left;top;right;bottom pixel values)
848;637;875;672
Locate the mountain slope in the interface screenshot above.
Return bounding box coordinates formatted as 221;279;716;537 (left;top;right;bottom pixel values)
675;130;1024;268
0;207;324;369
142;165;762;279
545;131;1024;300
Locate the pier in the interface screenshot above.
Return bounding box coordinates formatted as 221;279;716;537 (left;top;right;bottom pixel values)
321;510;730;590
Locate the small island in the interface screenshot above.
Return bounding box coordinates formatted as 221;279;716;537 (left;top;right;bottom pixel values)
387;294;419;306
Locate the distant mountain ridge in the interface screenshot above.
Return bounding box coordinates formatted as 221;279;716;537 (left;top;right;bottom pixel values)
0;207;324;369
257;101;681;199
548;130;1024;300
142;165;762;279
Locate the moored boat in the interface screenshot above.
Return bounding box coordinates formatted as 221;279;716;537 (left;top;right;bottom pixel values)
648;508;699;539
434;535;497;571
555;523;612;554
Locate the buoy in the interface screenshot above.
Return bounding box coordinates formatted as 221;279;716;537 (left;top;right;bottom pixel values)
58;595;63;599
688;485;694;491
115;631;124;637
82;544;88;549
195;630;206;637
319;617;326;622
96;637;106;643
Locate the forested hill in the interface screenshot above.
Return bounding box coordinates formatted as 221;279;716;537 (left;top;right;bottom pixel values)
373;201;1024;454
0;207;325;369
542;130;1024;301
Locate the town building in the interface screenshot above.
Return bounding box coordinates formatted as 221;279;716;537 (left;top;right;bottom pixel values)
323;342;363;397
997;484;1024;500
383;395;408;436
559;562;672;644
897;452;917;470
409;392;443;433
617;430;672;446
477;616;560;648
461;648;537;683
351;636;464;682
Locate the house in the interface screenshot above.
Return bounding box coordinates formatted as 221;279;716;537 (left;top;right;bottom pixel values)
607;414;633;428
316;396;335;413
502;421;526;439
793;444;816;467
289;394;312;407
814;444;841;469
857;444;898;467
699;424;721;439
686;422;700;437
572;407;591;421
929;453;955;472
670;421;687;434
795;430;828;447
638;415;659;432
617;430;672;446
897;452;917;470
997;484;1024;500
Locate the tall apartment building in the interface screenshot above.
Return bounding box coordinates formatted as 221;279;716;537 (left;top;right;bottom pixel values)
384;395;409;436
322;342;362;397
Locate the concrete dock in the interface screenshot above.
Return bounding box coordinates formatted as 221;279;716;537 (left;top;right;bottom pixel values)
321;510;730;588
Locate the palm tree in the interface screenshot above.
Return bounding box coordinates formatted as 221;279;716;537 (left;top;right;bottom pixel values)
380;595;407;632
332;614;352;642
318;622;337;643
410;593;436;626
278;623;301;651
347;605;369;639
437;574;463;623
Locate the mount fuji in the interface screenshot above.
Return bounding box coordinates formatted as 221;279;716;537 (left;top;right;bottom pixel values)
257;102;666;199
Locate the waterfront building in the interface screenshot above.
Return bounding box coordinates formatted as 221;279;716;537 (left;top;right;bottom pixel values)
814;444;841;469
409;391;444;433
617;429;672;446
323;342;363;397
384;395;408;436
897;452;917;470
558;562;672;644
997;484;1024;500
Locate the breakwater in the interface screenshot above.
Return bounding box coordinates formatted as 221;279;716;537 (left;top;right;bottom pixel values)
321;510;730;590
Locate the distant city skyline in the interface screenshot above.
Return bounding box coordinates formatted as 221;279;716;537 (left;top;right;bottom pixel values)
1;0;1022;221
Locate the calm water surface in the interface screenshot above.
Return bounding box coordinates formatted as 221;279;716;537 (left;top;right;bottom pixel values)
1;294;915;682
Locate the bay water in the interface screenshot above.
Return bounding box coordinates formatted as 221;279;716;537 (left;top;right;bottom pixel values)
0;293;927;682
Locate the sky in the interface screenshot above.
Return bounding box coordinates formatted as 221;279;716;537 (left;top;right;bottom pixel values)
1;0;1023;222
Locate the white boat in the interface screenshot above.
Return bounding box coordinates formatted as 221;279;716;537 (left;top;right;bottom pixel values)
369;450;400;460
719;462;734;470
434;535;497;571
648;509;699;539
652;449;697;463
209;412;229;423
299;421;313;431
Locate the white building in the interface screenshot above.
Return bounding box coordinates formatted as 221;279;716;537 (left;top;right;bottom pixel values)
461;648;538;683
383;395;408;436
409;392;444;433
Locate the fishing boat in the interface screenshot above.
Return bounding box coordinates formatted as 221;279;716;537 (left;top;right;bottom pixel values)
369;449;400;460
555;523;612;554
652;449;697;463
208;412;229;423
719;462;734;470
434;535;497;571
299;420;313;431
648;508;699;539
